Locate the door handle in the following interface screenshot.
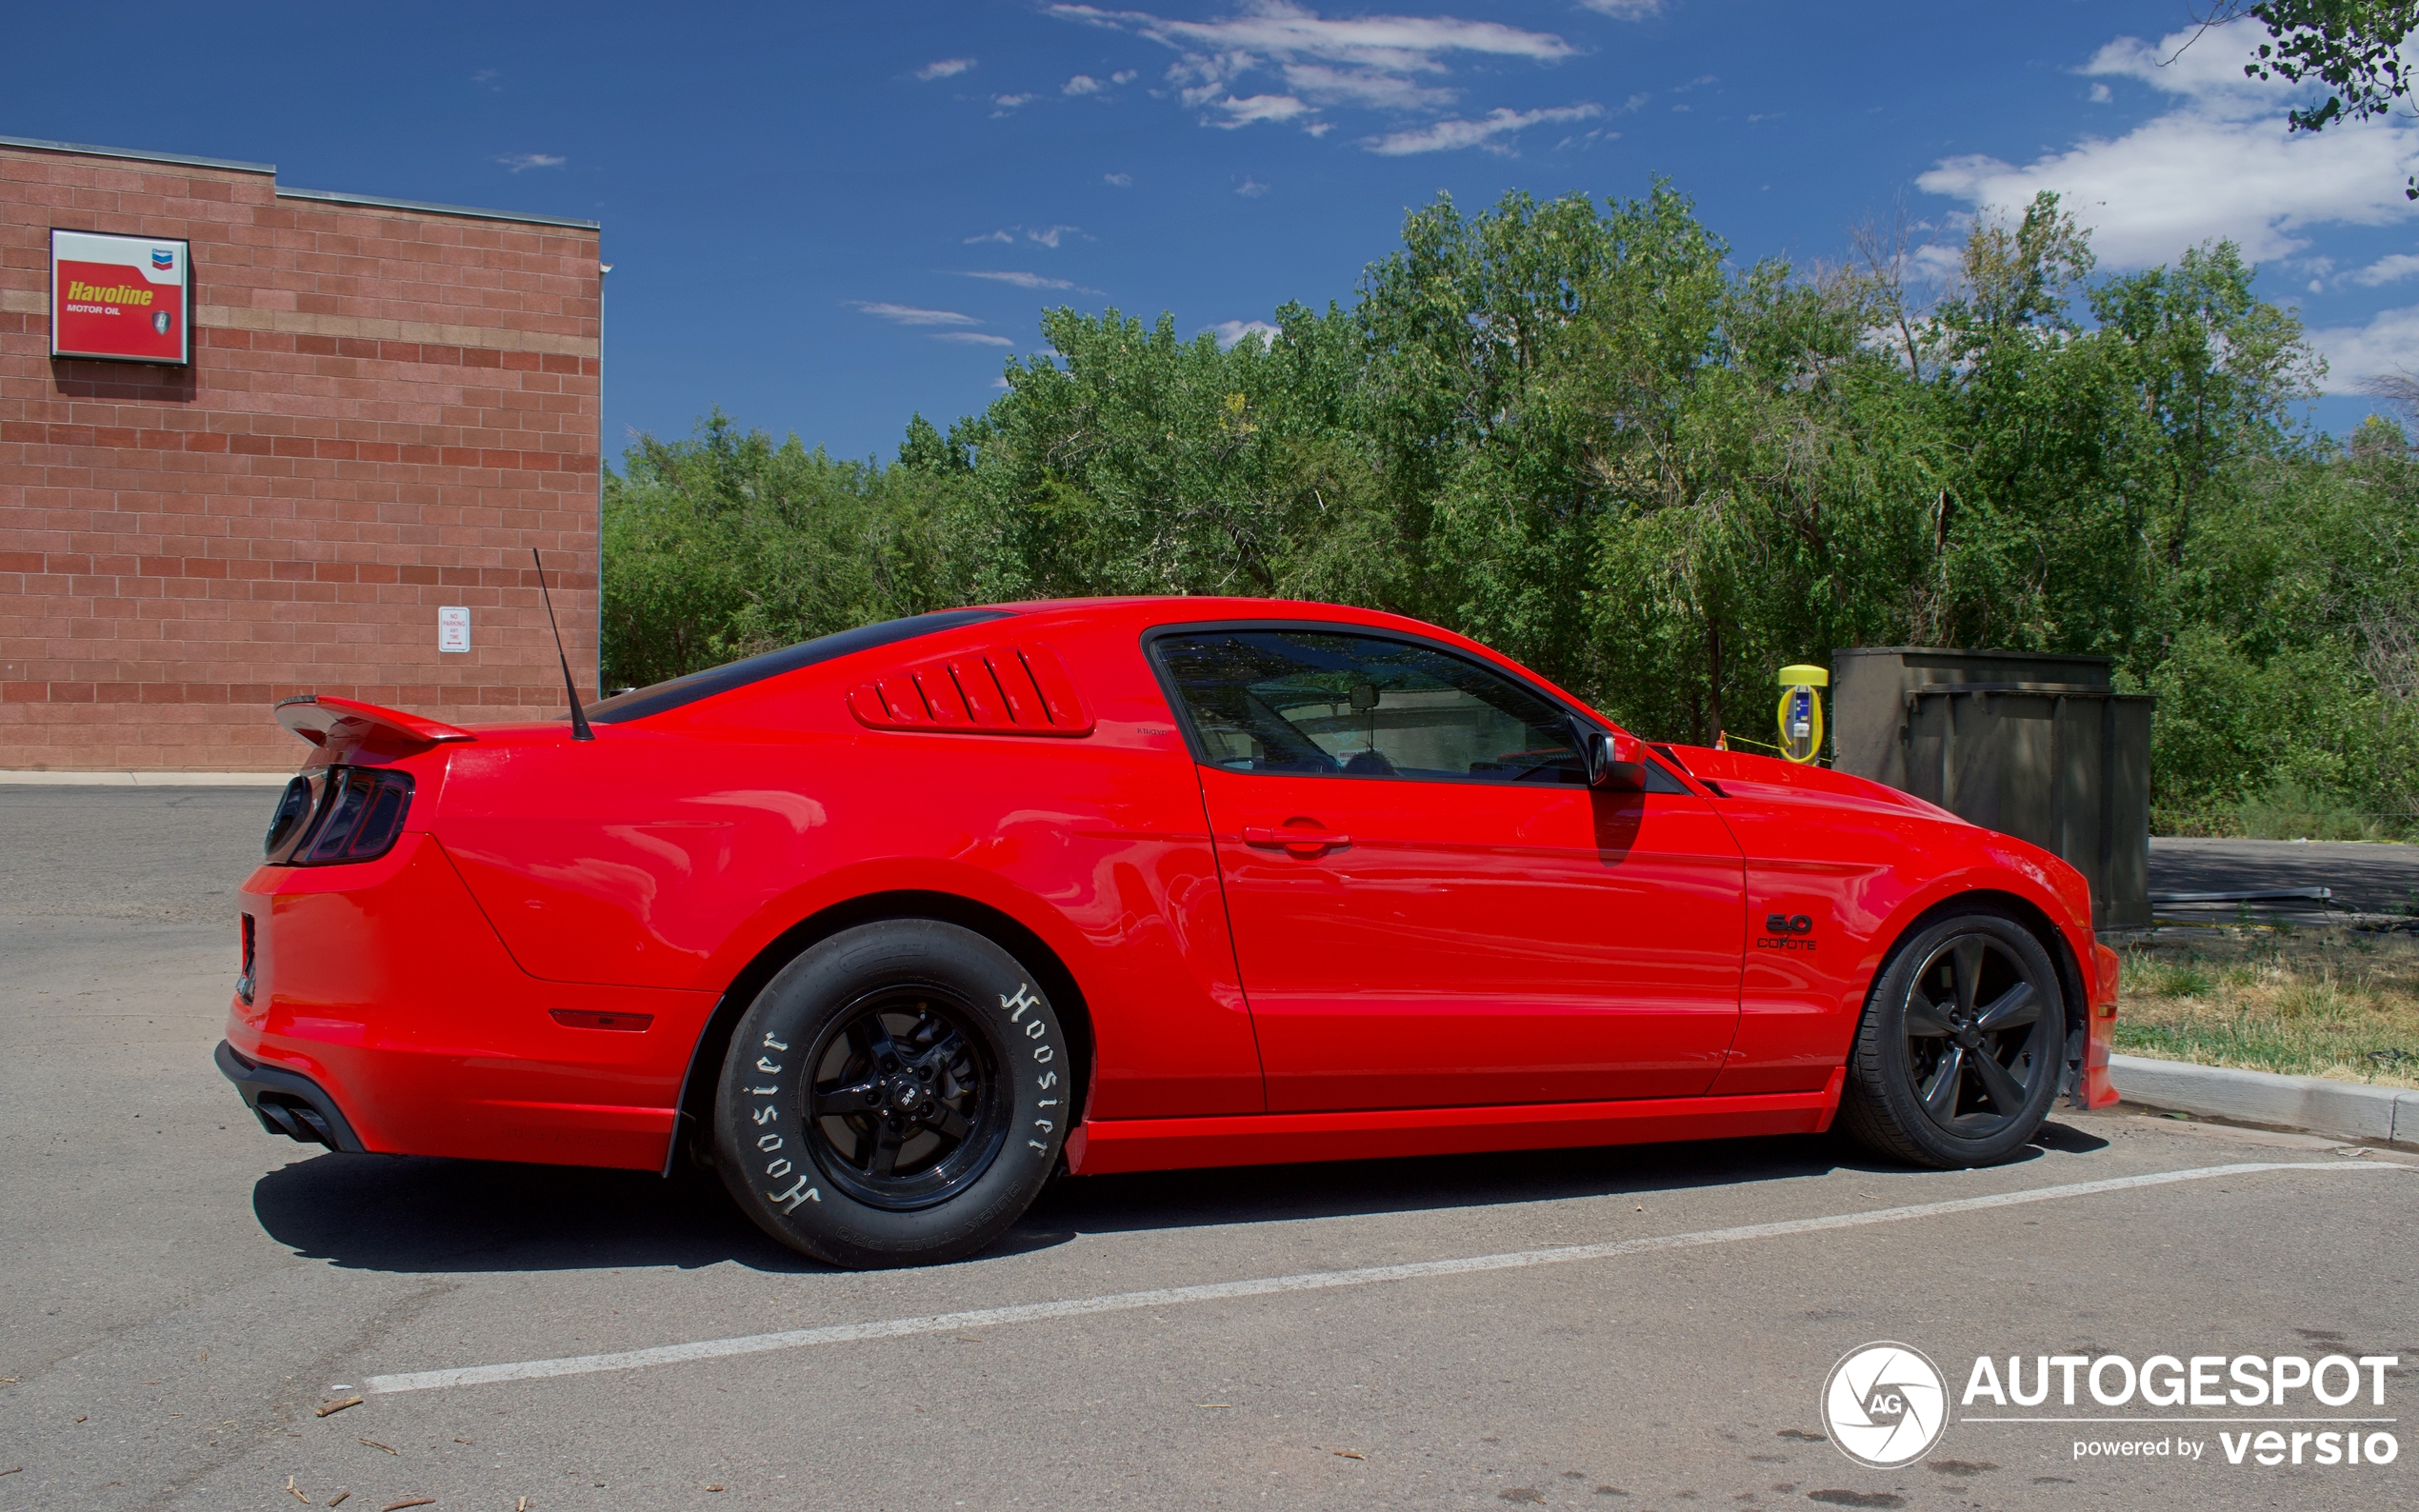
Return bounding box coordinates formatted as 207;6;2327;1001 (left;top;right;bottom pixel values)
1242;825;1352;856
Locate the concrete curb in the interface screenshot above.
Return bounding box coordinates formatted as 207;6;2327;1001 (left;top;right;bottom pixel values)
2110;1053;2417;1148
0;770;292;786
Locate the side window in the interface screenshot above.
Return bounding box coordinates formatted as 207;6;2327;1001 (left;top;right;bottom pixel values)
1152;628;1587;785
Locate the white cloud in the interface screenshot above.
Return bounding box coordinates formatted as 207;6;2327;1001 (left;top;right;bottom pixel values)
1104;171;1134;187
1236;177;1270;196
1211;93;1315;128
1618;91;1650;113
1112;69;1138;84
1364;103;1602;156
2350;253;2419;287
1066;74;1106;95
2080;29;2275;99
850;302;983;327
1575;0;1661;15
1027;224;1083;248
958;270;1077;289
1211;318;1281;347
494;152;564;172
1282;62;1455;111
1049;3;1581;134
918;58;976;81
2305;305;2419;390
1050;3;1576;67
933;331;1017;347
965;229;1016;245
1916;21;2419;269
2089;82;2112;104
992;92;1038;109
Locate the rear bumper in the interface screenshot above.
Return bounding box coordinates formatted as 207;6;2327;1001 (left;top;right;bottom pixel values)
229;831;710;1171
215;1039;365;1152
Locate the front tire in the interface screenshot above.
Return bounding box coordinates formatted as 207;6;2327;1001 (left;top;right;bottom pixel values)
1838;908;2066;1168
715;920;1070;1268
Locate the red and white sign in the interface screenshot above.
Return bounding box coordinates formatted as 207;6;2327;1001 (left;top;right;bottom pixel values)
50;229;191;364
438;607;471;652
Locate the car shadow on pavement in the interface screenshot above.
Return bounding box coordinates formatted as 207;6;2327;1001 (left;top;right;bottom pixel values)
252;1152;824;1274
1017;1125;2092;1244
251;1121;2104;1276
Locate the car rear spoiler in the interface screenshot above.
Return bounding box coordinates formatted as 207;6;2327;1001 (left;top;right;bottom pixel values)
275;694;476;762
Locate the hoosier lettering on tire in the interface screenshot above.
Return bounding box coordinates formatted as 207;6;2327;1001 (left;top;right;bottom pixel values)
713;920;1070;1269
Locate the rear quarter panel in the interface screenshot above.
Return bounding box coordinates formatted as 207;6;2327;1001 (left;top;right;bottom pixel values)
430;616;1264;1120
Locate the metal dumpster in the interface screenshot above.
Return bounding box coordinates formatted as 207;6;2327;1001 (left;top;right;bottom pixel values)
1832;647;2152;929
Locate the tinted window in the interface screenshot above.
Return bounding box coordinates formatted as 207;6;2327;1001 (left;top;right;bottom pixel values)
590;609;1012;724
1153;628;1585;784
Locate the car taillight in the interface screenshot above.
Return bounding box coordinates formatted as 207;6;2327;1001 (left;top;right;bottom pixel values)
269;766;415;866
237;912;255;1004
265;776;314;856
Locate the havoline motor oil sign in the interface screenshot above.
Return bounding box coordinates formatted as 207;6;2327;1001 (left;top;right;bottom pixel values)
51;229;191;365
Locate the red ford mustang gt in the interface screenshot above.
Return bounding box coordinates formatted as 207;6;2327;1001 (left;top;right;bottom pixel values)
218;598;2120;1267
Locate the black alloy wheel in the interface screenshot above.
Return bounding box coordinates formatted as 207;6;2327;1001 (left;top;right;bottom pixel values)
1839;908;2068;1168
715;919;1071;1268
1899;932;2054;1137
803;989;1007;1211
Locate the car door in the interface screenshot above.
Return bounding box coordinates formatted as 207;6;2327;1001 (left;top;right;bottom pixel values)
1150;624;1747;1113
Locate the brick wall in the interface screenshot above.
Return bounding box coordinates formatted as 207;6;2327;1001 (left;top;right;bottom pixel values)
0;140;601;771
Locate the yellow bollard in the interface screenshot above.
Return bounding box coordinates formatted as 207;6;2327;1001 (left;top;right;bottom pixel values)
1776;665;1828;765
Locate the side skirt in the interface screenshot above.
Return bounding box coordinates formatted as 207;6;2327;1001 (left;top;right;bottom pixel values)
1066;1069;1848;1177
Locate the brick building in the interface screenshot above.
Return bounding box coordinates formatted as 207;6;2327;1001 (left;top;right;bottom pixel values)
1;135;602;772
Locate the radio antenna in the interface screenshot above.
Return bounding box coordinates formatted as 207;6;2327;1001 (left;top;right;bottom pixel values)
532;547;594;741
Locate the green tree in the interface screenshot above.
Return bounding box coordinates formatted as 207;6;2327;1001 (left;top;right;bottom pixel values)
600;410;970;688
2220;2;2419;195
601;175;2404;828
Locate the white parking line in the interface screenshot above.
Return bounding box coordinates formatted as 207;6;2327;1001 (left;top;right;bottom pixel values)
361;1160;2404;1396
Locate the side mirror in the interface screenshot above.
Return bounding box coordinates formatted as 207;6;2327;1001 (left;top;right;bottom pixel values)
1577;726;1649;790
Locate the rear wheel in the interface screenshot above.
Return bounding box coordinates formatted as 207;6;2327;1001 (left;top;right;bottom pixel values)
1839;909;2065;1168
715;920;1070;1268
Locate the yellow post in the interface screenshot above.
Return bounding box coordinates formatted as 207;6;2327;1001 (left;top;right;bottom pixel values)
1776;665;1829;765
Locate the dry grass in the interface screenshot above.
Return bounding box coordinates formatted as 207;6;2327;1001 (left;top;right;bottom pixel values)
2114;924;2419;1089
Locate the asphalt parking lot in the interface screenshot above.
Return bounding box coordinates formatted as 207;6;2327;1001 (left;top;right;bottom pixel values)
2;788;2413;1511
2146;837;2419;915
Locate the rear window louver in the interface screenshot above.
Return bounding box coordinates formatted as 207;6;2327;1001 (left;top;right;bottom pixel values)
847;643;1094;736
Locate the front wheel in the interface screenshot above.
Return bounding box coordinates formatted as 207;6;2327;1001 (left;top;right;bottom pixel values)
714;920;1071;1268
1838;909;2066;1168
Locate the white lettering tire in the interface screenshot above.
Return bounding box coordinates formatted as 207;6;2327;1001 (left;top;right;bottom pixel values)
714;920;1070;1268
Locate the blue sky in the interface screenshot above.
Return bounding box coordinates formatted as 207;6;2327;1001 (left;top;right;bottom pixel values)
12;2;2419;461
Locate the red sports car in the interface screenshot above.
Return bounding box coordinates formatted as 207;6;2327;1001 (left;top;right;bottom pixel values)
219;598;2121;1267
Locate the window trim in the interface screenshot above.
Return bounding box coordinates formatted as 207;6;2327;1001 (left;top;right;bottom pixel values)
1140;618;1683;793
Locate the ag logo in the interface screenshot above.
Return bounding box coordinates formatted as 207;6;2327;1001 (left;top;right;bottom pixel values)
1822;1343;1949;1468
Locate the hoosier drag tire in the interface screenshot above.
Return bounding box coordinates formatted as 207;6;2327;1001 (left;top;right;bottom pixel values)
714;920;1070;1268
1838;907;2066;1169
